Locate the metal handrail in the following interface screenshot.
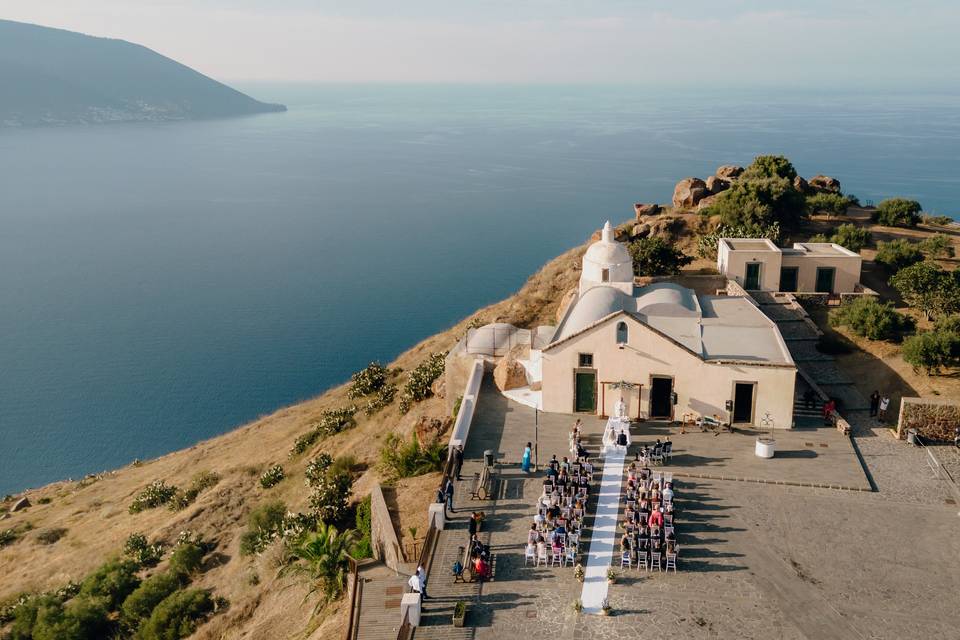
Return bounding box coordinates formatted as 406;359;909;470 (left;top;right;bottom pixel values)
344;555;361;640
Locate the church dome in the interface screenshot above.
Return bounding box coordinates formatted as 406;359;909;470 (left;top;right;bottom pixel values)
580;221;634;293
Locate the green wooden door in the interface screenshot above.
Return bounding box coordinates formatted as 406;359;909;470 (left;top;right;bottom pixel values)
744;262;761;290
574;372;596;413
779;267;798;292
815;267;835;293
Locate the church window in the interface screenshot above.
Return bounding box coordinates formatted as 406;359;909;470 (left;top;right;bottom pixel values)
578;353;594;368
601;268;610;282
616;321;628;345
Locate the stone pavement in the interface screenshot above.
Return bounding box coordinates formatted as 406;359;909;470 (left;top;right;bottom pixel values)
409;376;960;640
355;562;408;640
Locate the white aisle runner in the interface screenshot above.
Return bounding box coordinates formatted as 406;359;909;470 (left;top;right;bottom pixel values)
580;449;625;614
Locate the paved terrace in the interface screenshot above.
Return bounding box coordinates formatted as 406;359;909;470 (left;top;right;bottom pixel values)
409;375;960;640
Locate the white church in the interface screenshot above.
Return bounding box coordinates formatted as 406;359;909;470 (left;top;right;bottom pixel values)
454;222;798;429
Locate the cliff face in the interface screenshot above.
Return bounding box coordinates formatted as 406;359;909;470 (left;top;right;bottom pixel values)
0;20;285;127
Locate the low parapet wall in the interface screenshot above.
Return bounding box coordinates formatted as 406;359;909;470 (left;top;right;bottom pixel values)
896;397;960;442
370;484;405;573
449;357;484;452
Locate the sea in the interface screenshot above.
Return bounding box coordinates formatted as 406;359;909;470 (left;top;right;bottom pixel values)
1;85;958;494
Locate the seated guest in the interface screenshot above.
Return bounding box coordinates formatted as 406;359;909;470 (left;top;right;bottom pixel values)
666;540;676;554
662;483;674;503
648;509;664;528
666;528;675;542
620;532;631;552
474;555;490;580
528;523;538;545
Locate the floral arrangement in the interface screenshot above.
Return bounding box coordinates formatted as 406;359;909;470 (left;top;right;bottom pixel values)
574;563;585;583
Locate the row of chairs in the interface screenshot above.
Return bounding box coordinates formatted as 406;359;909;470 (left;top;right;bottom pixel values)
622;549;678;572
525;541;577;567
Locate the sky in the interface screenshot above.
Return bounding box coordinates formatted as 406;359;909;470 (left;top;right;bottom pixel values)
3;0;960;86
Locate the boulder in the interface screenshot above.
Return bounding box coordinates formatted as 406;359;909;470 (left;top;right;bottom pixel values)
697;194;719;211
493;357;528;391
647;216;683;240
672;177;709;209
414;416;452;445
11;497;30;512
430;377;446;400
634;203;662;218
809;175;841;193
705;175;730;194
715;165;744;180
631;222;651;239
793;175;810;194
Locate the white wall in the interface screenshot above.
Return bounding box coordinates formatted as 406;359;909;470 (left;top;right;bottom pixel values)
718;244;782;291
541;314;796;428
781;253;861;293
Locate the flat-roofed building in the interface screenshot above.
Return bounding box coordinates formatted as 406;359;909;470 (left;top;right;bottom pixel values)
717;237;862;294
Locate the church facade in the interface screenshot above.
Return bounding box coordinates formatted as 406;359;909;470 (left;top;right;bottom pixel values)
539;223;797;429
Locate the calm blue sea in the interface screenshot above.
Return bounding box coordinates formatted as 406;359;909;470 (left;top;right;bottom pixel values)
1;85;958;493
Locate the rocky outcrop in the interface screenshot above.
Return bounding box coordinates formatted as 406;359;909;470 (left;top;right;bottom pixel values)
809;175;841;193
493;356;528;391
716;165;744;180
634;203;662;218
11;497;30;512
793;175;811;194
430;377;446;400
633;216;684;241
414;416;453;445
697;194;719;211
672;177;709;209
705;175;730;194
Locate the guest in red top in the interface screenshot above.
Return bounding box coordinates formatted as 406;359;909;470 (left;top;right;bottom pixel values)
648;509;663;528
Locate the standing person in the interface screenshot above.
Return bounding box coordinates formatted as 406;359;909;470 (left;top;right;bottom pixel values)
878;395;890;422
869;390;880;418
444;477;455;515
453;444;464;481
408;566;427;599
521;441;532;473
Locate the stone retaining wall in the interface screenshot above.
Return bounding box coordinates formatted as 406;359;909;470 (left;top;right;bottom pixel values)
370;484;405;572
896;397;960;442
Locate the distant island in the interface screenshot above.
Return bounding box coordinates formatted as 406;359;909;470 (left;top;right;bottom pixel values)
0;20;285;127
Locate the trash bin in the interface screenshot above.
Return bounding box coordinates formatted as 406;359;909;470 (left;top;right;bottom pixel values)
483;449;495;467
906;429;918;446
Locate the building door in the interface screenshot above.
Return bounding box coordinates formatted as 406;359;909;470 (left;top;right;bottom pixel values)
815;267;835;294
650;377;673;419
574;372;596;413
733;382;755;423
779;266;798;292
744;262;761;290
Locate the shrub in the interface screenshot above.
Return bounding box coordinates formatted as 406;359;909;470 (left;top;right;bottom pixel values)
168;543;204;578
0;528;19;548
121;572;181;626
124;533;164;568
130;480;179;514
308;471;353;526
696;222;781;259
363;383;397;416
710;175;807;229
291;406;358;456
398;353;446;414
169;471;220;511
239;500;287;556
902;331;956;374
874;239;923;273
79;559;141;610
919;233;955;259
304;453;334;486
379;433;446;479
348;362;389;399
922;214;953;226
806;192;850;216
136;588;214;640
808;233;829;243
278;523;357;606
5;594;62;640
828;223;871;252
829;297;913;341
352;495;373;559
259;464;285;489
31;595;111;640
891;262;960;319
742;155;797;180
872;197;922;226
627;236;693;276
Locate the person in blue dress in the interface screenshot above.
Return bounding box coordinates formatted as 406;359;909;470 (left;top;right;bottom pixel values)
521;441;532;473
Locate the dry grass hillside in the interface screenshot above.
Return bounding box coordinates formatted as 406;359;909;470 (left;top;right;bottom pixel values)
0;237;589;639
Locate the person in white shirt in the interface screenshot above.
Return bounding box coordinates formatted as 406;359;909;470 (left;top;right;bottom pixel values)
662;485;674;503
407;565;427;599
878;395;890;421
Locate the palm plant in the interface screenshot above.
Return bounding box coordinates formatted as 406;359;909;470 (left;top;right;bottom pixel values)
279;522;357;610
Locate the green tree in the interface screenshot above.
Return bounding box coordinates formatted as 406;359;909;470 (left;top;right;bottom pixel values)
829;297;912;341
352;495;373;559
278;522;357;608
742;155;798;180
890;262;960;319
168;542;204;578
627;236;693;276
709;176;807;229
919;233;955;259
874;239;923;273
902;331;956;374
829;223;871;252
32;596;111;640
872;198;922;227
806;192;849;217
136;589;214;640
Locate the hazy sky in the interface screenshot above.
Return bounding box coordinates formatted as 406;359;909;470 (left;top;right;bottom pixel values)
4;0;960;85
